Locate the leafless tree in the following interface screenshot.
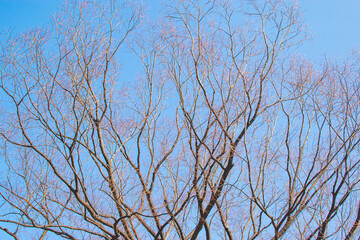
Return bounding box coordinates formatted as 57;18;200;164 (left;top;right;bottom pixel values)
0;0;359;239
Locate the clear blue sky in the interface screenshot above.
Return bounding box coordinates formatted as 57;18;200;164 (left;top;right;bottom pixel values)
0;0;359;61
301;0;360;60
0;0;60;30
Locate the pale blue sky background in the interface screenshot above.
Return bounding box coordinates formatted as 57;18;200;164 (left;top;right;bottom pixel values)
0;0;359;61
302;0;360;60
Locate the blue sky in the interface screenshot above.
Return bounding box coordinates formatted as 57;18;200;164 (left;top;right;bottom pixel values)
0;0;359;61
0;0;60;30
302;0;360;60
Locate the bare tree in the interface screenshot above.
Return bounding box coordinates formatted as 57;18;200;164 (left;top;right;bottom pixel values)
0;0;359;239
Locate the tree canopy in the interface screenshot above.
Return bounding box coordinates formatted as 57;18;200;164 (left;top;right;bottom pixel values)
0;0;360;239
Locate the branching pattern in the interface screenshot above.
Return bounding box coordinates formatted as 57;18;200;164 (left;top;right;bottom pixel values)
0;0;359;239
